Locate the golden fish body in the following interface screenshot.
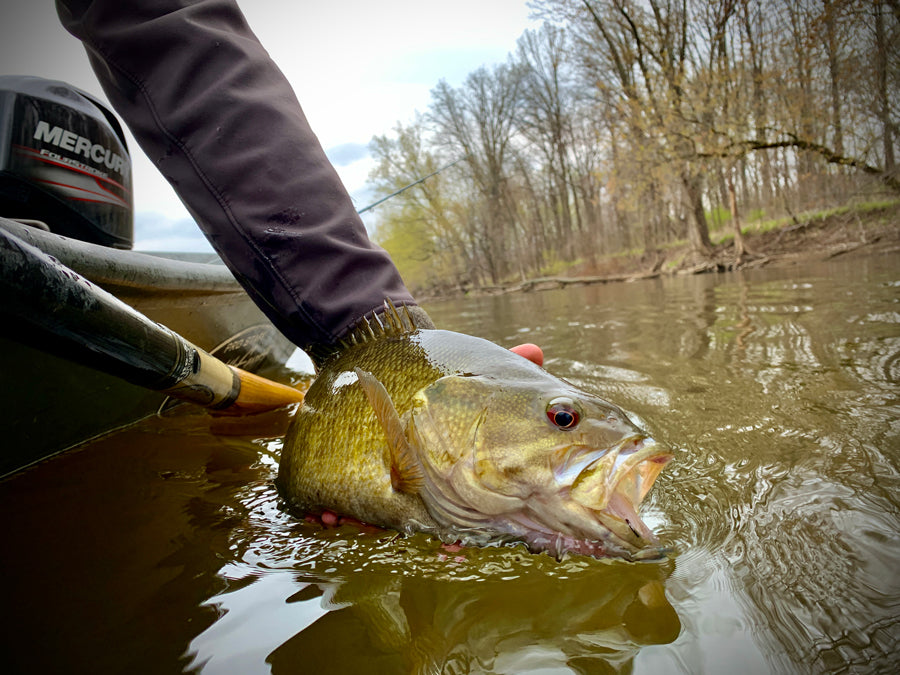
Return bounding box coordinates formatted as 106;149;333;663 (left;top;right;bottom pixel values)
277;312;671;560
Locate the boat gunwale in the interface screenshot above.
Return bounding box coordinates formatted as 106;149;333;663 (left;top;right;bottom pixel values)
0;216;241;293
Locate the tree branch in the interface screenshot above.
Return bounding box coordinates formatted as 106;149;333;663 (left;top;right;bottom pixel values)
697;134;900;192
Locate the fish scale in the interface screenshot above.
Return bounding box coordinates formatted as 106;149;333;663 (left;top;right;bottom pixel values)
277;310;671;560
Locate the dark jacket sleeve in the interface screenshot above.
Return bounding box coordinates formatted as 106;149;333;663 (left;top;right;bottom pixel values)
55;0;428;353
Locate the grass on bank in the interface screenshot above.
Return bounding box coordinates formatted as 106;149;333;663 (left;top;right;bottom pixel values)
710;198;900;246
453;198;900;294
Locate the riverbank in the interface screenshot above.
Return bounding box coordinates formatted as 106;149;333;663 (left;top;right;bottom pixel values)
457;201;900;297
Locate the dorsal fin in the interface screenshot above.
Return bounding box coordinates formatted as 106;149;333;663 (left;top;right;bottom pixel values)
382;298;414;333
309;299;423;369
340;300;418;349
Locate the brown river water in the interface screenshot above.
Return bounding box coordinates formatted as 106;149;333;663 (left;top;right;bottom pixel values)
2;252;898;674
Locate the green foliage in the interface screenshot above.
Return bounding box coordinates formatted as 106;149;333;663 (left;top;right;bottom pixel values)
714;232;735;245
537;252;580;277
706;206;732;231
746;208;767;223
374;213;434;292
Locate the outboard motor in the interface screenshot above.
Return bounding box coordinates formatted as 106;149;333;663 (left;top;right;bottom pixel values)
0;75;133;249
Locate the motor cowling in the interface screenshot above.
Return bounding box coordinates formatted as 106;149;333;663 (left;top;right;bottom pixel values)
0;75;133;249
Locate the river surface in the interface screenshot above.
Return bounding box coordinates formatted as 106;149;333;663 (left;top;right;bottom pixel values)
2;253;898;674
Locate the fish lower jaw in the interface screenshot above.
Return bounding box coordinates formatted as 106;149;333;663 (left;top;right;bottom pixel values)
496;506;664;562
433;521;634;560
526;532;615;560
518;528;666;562
552;470;667;559
605;487;657;542
416;478;669;561
590;449;672;544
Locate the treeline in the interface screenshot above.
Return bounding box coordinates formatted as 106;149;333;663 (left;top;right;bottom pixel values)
367;0;899;294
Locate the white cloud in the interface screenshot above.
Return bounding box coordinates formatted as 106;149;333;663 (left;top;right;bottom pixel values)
133;213;213;253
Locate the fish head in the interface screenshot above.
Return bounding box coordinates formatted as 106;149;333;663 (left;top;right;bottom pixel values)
408;372;672;561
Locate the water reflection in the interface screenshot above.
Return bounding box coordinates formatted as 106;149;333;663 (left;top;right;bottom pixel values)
265;554;679;674
195;484;681;674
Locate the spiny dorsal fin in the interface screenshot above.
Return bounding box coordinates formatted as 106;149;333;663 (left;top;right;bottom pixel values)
354;368;424;494
309;299;425;370
344;300;419;348
383;298;416;333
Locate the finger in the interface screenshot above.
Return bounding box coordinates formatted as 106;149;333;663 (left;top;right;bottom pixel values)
510;343;543;366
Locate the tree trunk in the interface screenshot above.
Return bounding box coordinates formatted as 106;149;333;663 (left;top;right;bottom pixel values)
875;0;896;174
824;0;844;158
728;167;748;263
682;170;713;256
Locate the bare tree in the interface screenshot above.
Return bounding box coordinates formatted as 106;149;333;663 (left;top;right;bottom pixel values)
517;25;580;261
429;64;523;283
365;0;899;291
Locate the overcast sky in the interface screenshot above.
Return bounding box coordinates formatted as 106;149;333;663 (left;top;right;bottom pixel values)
1;1;541;251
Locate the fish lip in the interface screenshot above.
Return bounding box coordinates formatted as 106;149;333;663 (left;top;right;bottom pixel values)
608;438;673;503
570;435;672;509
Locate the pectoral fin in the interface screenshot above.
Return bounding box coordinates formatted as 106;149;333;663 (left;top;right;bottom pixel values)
354;368;424;493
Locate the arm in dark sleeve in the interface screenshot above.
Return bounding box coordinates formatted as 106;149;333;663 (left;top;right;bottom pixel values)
55;0;430;354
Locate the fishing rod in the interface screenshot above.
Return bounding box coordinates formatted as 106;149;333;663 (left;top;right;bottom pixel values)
357;156;467;214
0;225;305;416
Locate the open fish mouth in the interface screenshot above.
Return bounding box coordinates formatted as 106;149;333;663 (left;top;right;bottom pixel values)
522;438;673;561
602;438;672;540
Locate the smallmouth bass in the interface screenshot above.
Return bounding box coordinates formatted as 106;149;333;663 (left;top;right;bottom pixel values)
277;304;672;561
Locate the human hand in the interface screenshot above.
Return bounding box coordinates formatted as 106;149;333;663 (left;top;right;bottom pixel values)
510;343;543;366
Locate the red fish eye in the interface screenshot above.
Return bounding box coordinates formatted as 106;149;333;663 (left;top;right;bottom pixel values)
547;401;580;429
